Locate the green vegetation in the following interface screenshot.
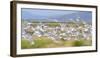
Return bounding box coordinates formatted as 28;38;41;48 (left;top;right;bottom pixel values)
21;37;92;49
47;22;60;27
72;39;92;46
21;39;31;49
31;37;54;48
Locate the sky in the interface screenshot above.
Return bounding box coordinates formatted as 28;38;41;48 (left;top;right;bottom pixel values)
21;8;92;22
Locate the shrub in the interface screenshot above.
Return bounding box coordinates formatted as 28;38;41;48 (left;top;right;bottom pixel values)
73;40;85;46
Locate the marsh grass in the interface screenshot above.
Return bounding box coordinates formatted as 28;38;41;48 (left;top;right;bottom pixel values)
21;39;31;49
21;37;92;49
31;37;54;48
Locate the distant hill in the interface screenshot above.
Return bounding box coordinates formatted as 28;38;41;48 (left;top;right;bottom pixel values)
22;11;92;24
